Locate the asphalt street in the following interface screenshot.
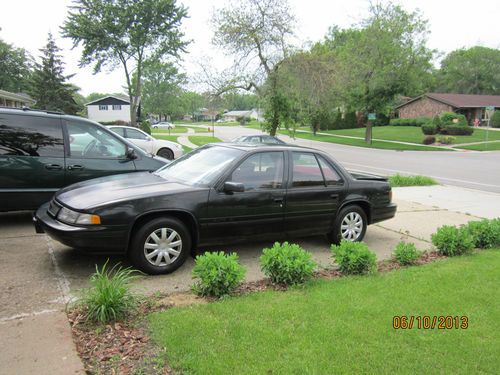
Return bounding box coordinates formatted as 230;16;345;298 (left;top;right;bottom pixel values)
214;125;500;193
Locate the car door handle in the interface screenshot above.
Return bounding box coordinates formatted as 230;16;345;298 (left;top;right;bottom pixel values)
273;197;284;203
330;194;339;200
44;164;63;170
67;164;84;171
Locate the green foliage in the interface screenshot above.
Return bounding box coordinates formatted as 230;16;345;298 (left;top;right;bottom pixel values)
421;124;437;135
436;135;455;144
431;115;441;127
0;37;32;92
436;46;500;95
331;241;376;275
236;116;250;125
393;241;420;265
192;252;246;297
440;125;474;136
431;225;474;256
490;111;500;128
80;261;138;323
260;242;316;285
388;174;438;187
422;135;436;145
372;113;390;127
465;219;500;249
29;34;81;115
440;112;467;126
390;117;430;126
139;120;151;135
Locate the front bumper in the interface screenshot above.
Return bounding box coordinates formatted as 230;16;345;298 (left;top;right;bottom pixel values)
33;202;128;253
371;202;397;224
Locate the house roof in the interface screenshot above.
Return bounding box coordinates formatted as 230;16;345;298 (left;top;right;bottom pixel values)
224;110;253;117
85;95;130;106
0;89;36;104
396;93;500;109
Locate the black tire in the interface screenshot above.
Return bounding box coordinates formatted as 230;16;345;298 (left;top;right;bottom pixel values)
130;217;191;275
157;148;174;160
328;205;367;244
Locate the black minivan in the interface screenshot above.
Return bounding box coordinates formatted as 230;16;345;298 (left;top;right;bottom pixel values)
0;108;168;212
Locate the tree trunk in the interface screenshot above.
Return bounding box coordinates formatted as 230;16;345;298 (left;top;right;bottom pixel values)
365;120;373;144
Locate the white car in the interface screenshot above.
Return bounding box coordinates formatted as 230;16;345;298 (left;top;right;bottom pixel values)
109;126;183;160
152;121;175;129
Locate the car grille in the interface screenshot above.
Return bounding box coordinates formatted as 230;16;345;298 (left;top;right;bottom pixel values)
48;200;61;218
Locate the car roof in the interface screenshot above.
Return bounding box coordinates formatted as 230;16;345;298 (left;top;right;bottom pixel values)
210;142;317;153
108;125;139;130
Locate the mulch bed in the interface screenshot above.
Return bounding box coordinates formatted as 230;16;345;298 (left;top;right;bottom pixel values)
69;250;445;374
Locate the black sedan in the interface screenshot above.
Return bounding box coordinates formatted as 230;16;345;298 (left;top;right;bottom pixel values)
34;143;396;275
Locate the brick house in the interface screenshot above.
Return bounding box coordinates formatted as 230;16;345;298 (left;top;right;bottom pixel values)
396;93;500;123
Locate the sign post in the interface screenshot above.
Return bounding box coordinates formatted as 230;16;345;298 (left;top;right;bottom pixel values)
485;106;495;151
365;113;376;145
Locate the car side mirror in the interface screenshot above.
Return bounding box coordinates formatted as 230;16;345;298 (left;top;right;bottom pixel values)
125;147;137;160
223;181;245;194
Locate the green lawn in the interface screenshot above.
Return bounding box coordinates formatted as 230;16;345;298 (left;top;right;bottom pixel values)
188;136;223;147
280;130;449;151
389;174;438;187
460;141;500;151
152;127;188;134
150;250;500;374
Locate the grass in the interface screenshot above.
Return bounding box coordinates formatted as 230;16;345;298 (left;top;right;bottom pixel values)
389;174;438;187
280;130;449;151
188;136;223;147
150;250;500;374
152;127;188;134
460;141;500;151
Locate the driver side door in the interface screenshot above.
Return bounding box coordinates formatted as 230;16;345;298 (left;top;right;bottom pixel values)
63;119;136;185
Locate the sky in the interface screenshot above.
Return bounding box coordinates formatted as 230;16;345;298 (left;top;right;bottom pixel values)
1;0;499;96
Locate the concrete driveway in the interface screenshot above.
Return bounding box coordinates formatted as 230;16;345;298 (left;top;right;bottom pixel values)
0;192;487;374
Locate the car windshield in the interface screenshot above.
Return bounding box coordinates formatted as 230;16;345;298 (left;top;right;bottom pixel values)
154;145;244;185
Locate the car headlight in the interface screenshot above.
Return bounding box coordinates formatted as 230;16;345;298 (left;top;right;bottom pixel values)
57;207;101;225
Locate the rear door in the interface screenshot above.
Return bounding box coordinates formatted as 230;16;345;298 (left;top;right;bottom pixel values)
0;113;65;211
124;128;155;154
284;151;344;237
63;119;136;186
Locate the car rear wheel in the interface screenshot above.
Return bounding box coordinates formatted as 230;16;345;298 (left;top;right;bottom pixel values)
157;148;174;160
130;217;191;274
329;205;367;244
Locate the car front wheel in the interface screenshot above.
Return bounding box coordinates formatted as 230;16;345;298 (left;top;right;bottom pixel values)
130;217;191;275
329;205;367;244
157;148;174;160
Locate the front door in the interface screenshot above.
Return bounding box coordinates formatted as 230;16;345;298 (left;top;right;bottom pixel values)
124;128;155;154
284;152;345;237
202;151;286;245
64;119;136;186
0;113;65;211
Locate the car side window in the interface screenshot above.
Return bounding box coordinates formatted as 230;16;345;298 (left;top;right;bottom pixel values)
0;114;64;157
110;127;125;137
66;120;126;159
317;156;342;185
229;152;284;190
292;152;325;187
126;128;149;140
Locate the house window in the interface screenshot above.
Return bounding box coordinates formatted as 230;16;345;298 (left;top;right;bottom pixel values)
99;105;108;110
112;104;122;110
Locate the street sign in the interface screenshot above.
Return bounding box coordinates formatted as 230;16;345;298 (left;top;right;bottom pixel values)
368;113;376;120
485;106;495;111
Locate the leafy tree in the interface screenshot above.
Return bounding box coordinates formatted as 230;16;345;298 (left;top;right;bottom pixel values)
29;33;81;114
141;60;186;120
0;31;32;92
221;92;260;111
211;0;296;135
180;91;205;120
63;0;188;125
320;2;435;142
436;46;500;95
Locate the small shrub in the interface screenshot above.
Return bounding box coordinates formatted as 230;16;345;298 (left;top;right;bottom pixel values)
192;252;246;297
80;261;138;323
260;242;316;285
431;225;474;256
422;124;437;135
431;115;442;129
331;241;376;275
440;112;467;126
390;117;430;127
139;120;151;135
436;135;455;144
393;241;420;265
389;174;438;187
423;135;436;145
440;125;474;136
491;111;500;128
465;219;500;249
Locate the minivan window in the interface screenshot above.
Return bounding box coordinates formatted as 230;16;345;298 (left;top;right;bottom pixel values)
0;114;64;157
66;120;126;159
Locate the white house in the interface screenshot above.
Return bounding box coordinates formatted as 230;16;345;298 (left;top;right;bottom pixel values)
86;96;131;123
223;109;263;122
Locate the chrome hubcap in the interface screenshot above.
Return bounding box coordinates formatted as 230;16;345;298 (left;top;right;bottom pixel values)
144;228;182;266
340;212;363;241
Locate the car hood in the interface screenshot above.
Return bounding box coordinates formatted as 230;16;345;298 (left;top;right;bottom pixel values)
55;172;193;210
